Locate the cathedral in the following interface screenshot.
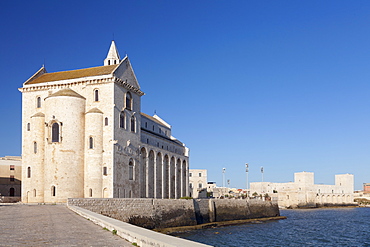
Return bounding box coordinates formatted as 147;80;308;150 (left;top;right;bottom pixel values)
19;41;189;203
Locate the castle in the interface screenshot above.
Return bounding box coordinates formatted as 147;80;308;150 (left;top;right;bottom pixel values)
19;41;189;203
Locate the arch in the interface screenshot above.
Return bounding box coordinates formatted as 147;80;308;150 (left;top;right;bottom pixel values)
52;122;60;142
33;189;36;197
129;159;134;180
9;188;15;197
27;167;31;178
120;111;126;129
182;160;187;197
126;92;132;110
94;89;99;101
33;142;37;154
176;158;181;198
131;116;136;132
103;188;108;198
156;152;163;198
140;147;147;198
148;150;155;198
170;157;176;199
89;137;94;149
163;155;169;198
36;96;41;108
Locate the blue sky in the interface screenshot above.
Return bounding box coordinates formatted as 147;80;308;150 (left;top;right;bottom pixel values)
1;1;370;190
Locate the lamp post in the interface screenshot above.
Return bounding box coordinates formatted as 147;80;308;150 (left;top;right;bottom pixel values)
261;166;264;182
222;168;226;187
245;163;249;190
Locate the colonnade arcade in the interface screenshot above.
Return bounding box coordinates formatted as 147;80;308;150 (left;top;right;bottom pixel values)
139;147;188;199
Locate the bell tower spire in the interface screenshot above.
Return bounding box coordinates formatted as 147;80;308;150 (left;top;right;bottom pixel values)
104;40;121;66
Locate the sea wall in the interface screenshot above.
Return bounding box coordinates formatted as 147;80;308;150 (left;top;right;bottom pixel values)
68;198;280;229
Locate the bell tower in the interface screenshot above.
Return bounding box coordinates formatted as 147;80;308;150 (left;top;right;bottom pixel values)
104;40;121;65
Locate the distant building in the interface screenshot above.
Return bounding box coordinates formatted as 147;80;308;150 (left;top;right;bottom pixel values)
0;156;21;199
250;172;355;208
363;183;370;193
189;169;207;198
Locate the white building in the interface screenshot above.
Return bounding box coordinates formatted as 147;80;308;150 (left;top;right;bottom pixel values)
250;172;355;208
189;169;207;198
19;41;189;203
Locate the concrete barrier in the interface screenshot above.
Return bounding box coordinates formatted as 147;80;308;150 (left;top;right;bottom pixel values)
67;205;212;247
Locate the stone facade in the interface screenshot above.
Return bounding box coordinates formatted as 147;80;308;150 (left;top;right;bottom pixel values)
250;172;355;208
0;156;21;200
189;169;208;198
67;198;280;229
19;41;189;203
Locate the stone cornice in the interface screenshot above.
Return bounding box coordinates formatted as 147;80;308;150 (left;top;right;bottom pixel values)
114;77;145;96
18;77;115;92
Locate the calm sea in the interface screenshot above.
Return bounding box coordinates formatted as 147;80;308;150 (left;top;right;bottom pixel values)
174;207;370;246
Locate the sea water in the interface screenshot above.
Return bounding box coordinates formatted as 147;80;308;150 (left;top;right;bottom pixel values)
174;207;370;246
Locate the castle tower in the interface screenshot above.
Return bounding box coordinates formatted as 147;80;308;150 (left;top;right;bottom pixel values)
104;40;121;66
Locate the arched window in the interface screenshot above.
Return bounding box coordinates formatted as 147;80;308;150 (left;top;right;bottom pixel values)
52;123;59;142
104;117;108;126
120;112;125;129
27;123;30;131
126;92;132;110
94;89;99;101
51;186;56;196
131;116;135;132
33;189;36;197
33;142;37;154
36;97;41;108
89;137;94;149
108;60;111;65
89;188;93;197
27;167;31;178
129;160;134;180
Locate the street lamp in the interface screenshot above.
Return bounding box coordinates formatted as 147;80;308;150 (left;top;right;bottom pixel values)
245;163;249;190
261;166;264;182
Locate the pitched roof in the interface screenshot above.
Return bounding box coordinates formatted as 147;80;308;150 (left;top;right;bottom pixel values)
141;112;169;128
25;64;119;85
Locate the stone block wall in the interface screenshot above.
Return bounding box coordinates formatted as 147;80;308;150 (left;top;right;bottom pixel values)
68;198;280;229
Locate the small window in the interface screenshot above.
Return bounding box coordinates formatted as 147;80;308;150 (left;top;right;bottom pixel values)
89;188;93;197
94;89;99;101
52;123;59;142
27;167;31;178
190;183;193;188
33;142;37;154
9;188;15;197
108;60;110;65
51;186;56;196
159;129;161;134
10;175;15;182
129;161;134;180
199;173;202;177
152;126;155;131
27;123;30;131
189;173;192;177
10;165;14;170
198;183;202;188
36;97;41;108
120;112;125;129
145;122;147;128
89;137;94;149
103;167;107;176
104;117;108;126
131;116;135;132
33;189;36;197
146;139;149;144
126;92;132;110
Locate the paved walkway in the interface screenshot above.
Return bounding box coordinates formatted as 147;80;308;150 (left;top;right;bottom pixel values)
0;204;132;246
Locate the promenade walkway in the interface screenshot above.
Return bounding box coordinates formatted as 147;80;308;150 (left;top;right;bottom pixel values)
0;204;132;246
